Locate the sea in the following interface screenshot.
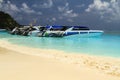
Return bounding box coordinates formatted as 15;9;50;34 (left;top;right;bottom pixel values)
0;31;120;58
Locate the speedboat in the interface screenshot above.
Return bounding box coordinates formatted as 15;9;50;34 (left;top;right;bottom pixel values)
11;25;104;37
38;25;104;37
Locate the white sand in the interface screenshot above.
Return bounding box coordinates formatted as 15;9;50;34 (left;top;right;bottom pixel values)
0;40;120;80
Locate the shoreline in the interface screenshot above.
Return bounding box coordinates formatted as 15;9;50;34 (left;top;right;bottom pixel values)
0;39;120;80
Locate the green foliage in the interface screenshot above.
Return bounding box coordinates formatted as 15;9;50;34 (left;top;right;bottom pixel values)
0;11;20;30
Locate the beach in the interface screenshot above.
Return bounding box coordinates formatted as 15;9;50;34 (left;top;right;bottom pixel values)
0;40;120;80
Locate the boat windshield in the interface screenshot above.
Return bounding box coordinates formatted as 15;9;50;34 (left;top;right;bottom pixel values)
72;26;89;30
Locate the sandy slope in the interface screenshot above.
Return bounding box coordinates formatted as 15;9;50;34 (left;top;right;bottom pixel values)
0;40;120;80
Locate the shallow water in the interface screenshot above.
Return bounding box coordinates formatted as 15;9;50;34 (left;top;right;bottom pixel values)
0;31;120;58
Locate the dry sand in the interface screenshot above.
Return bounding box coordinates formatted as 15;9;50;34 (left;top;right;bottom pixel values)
0;40;120;80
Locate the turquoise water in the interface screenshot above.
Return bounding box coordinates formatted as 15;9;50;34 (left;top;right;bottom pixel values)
0;31;120;58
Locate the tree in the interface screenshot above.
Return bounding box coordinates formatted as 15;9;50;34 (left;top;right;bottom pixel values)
0;11;20;31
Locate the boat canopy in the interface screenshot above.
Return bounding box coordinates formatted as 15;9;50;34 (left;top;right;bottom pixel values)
45;25;89;31
46;25;69;31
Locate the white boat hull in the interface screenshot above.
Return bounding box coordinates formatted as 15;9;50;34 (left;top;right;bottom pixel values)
64;30;104;37
28;28;104;37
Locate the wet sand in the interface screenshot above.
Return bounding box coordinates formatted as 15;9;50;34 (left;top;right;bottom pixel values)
0;40;120;80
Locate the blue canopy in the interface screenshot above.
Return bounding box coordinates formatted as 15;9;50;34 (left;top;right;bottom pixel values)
45;25;89;30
